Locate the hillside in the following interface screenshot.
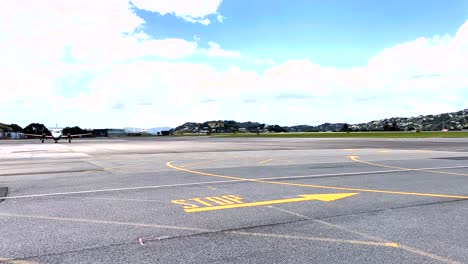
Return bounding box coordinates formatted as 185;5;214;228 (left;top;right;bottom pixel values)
171;121;265;134
171;108;468;134
350;108;468;132
124;127;172;134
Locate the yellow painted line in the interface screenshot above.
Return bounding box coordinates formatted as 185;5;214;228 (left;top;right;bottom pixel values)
378;150;391;153
258;158;289;164
270;207;460;264
180;156;250;168
0;258;40;264
229;231;399;248
0;213;432;261
180;159;223;168
397;245;462;264
184;193;358;213
416;150;433;153
0;196;462;263
166;162;468;199
314;219;460;264
349;156;468;177
251;180;468;199
269;206;387;243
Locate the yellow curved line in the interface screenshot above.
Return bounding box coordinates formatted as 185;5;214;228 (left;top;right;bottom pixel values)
166;161;464;264
348;156;468;177
179;159;224;168
166;162;468;199
181;156;271;168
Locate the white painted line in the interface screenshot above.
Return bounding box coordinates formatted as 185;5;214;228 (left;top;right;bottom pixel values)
0;213;208;232
2;179;242;199
83;197;166;203
4;164;468;200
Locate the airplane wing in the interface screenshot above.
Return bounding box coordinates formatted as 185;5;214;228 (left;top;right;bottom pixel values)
24;134;53;138
62;133;92;138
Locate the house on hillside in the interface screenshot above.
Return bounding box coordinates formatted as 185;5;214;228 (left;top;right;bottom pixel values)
207;122;224;128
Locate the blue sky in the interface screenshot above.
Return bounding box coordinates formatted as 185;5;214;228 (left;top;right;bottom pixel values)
136;0;468;68
1;0;468;128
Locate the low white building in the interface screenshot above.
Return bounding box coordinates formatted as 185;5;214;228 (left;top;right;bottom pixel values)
0;132;24;139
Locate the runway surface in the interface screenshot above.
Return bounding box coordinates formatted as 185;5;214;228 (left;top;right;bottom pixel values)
0;137;467;263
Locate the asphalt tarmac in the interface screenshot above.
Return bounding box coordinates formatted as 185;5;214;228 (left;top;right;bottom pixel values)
0;137;467;263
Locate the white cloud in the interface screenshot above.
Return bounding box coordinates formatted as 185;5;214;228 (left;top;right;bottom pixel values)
199;18;212;26
130;0;222;25
184;16;211;25
81;20;467;127
247;57;275;66
202;41;242;58
138;38;198;59
0;1;467;128
0;1;200;68
0;1;143;67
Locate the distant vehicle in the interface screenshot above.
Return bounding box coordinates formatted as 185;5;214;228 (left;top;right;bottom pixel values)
25;127;91;143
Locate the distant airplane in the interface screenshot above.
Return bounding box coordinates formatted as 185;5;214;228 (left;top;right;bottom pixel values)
25;126;91;143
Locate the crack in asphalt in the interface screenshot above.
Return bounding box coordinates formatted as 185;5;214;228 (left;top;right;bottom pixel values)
2;197;467;263
0;187;7;203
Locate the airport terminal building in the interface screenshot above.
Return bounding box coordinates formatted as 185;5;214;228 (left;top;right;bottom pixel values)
92;129;126;137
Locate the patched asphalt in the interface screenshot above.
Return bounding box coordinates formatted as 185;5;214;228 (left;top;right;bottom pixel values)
0;187;7;203
0;137;467;264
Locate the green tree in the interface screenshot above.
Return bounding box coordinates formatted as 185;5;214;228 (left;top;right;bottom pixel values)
391;121;399;131
340;123;350;132
63;126;87;135
0;123;13;133
9;124;23;132
383;123;391;131
267;125;288;133
23;123;50;135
